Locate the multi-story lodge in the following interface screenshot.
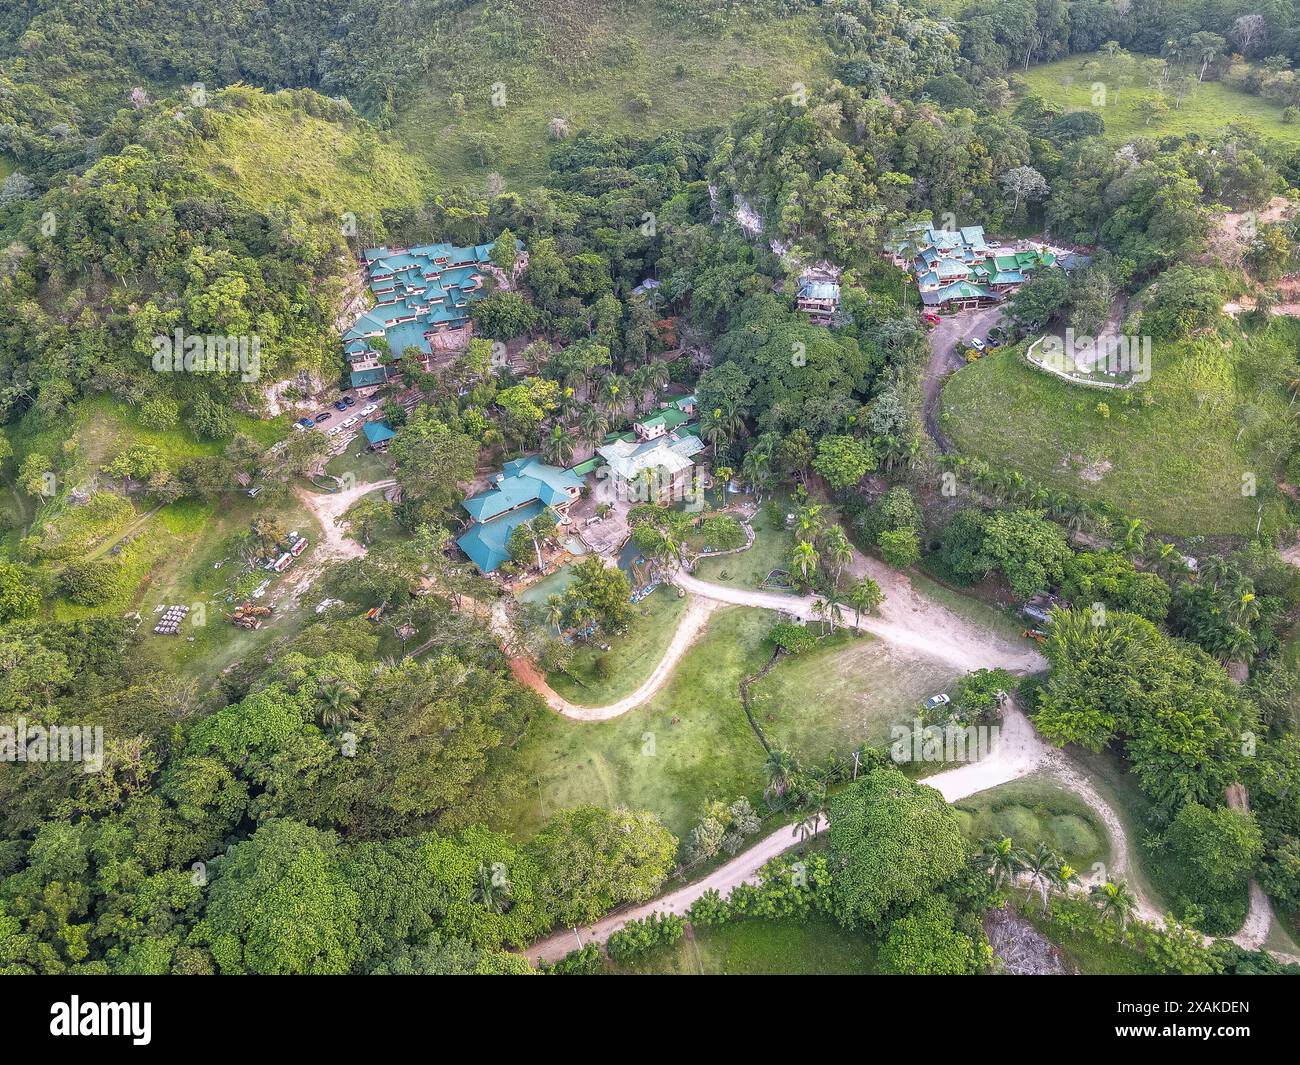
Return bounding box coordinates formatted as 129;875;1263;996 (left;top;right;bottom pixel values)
343;239;511;396
887;223;1057;313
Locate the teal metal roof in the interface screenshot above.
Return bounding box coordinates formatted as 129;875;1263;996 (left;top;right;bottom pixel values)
462;456;582;525
362;421;396;445
457;500;545;573
350;366;391;388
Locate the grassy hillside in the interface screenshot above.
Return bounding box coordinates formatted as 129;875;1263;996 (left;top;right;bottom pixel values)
189;89;434;212
1020;53;1300;147
395;8;833;189
941;320;1300;537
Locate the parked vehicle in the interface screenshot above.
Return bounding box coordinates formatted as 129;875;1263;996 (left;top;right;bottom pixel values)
296;417;316;429
341;416;358;428
360;404;377;416
246;486;262;498
333;400;348;411
967;337;986;353
924;693;951;711
923;312;941;325
343;395;356;407
314;412;332;423
987;326;1008;347
327;424;344;437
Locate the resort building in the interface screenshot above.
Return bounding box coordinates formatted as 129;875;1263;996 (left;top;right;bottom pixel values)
887;223;1057;312
456;455;584;574
343;238;519;395
597;411;704;504
796;278;841;323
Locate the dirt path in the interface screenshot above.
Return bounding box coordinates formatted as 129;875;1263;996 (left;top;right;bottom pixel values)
499;595;722;722
286;478;396;605
677;557;1044;677
527;704;1048;963
922;306;1005;452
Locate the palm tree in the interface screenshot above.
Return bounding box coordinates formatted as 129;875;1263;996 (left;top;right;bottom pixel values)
1022;843;1063;912
541;423;573;467
600;374;627;419
763;748;800;801
791;539;819;587
1120;517;1147;557
979;836;1025;890
740;448;771;502
847;576;883;626
1091;879;1136;929
793;807;824;842
318;681;359;730
820;524;853;589
577;406;609;450
545;594;565;635
472;862;513;914
795;503;825;543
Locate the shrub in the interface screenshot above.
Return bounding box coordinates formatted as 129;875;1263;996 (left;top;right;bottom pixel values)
606;912;684;963
767;621;816;655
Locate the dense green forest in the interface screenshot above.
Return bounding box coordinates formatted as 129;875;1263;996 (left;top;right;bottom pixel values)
1;0;1299;978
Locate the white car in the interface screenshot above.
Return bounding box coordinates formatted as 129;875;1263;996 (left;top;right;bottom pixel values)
341;416;358;428
924;693;951;712
360;404;377;416
327;425;344;437
968;337;986;352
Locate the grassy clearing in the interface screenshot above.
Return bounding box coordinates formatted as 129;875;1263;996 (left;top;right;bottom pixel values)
751;630;963;764
614;916;876;974
941;321;1299;536
191;90;433;212
546;585;689;706
693;499;795;590
498;606;774;839
952;773;1111;870
1019;54;1300;148
395;10;832;190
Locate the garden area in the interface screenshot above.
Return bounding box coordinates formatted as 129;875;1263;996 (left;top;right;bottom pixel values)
545;584;689;705
941;321;1299;537
952;774;1112;871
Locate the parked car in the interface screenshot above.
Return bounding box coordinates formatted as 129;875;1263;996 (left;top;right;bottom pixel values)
246;486;262;498
341;416;358;428
343;395;356;407
360;404;377;416
333;400;348;411
967;337;986;353
987;326;1007;346
923;312;941;325
327;424;344;437
295;417;315;429
986;240;1002;248
924;693;951;712
314;412;332;423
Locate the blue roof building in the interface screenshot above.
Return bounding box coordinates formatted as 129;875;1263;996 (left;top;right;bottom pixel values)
456;455;586;573
343;237;522;391
362;421;396;447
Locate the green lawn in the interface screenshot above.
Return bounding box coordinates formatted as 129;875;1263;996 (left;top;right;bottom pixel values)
751;629;964;765
952;774;1111;871
1019;54;1300;148
615;916;876;974
546;585;689;706
395;10;832;190
498;606;775;839
941;322;1299;536
693;499;795;590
